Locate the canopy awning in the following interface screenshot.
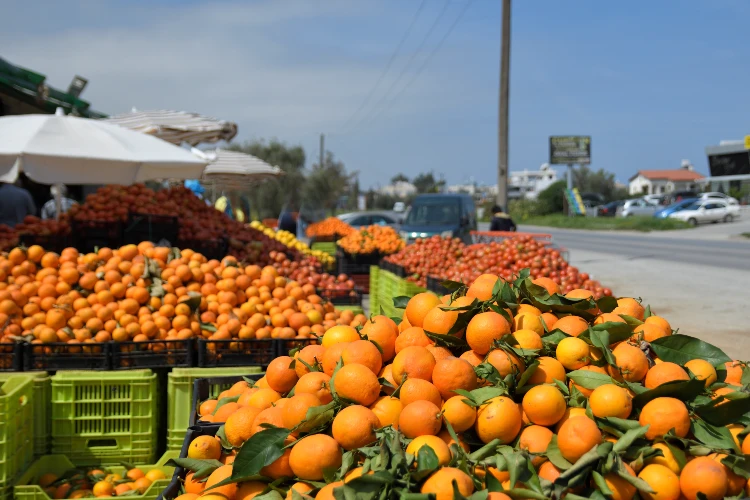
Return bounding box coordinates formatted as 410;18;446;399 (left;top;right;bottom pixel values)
199;149;283;189
103;109;238;146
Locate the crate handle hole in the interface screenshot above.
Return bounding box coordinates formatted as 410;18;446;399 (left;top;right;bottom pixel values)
86;438;118;449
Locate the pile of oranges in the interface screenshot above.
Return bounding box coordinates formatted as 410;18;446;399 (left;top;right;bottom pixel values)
305;218;355;239
34;465;166;499
337;225;404;256
0;242;366;353
173;272;750;500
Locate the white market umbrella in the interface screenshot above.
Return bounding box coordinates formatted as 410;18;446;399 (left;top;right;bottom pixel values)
103;109;238;146
197;149;283;189
0;110;208;185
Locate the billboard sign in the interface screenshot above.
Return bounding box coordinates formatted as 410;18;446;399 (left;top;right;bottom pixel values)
550;136;591;164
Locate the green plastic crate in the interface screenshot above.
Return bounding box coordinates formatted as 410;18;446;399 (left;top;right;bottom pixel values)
50;370;157;465
311;241;337;256
14;451;178;500
0;376;34;500
0;372;49;457
167;367;263;450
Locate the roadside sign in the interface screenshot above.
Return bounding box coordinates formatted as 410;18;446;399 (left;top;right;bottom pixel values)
745;135;750;150
565;188;586;215
550;136;591;164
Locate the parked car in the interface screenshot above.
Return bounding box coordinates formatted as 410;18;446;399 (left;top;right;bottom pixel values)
699;192;739;205
668;199;738;225
653;198;699;219
617;198;660;217
667;190;698;204
598;200;624;217
643;194;668;206
398;193;477;244
337;210;401;229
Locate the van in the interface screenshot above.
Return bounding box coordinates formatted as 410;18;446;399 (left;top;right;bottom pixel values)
398;194;477;244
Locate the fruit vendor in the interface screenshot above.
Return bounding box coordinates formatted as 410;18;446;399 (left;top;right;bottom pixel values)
489;204;517;232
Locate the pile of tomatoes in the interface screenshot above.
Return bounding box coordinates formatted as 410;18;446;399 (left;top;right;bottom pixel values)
272;254;358;296
385;235;612;298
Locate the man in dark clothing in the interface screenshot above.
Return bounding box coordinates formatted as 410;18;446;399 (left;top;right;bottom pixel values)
278;210;297;234
0;182;36;227
489;205;517;232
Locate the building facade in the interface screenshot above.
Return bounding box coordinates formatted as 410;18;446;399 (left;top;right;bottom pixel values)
628;167;704;195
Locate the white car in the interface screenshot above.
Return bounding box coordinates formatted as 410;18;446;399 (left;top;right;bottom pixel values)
700;192;739;205
668;199;739;225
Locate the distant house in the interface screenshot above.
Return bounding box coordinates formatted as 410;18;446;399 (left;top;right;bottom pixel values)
509;163;558;200
628;166;704;195
378;181;417;198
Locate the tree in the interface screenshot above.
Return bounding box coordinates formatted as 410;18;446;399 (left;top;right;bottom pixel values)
536;180;567;214
227;139;306;218
412;171;446;194
572;166;622;202
390;173;409;184
303;151;355;215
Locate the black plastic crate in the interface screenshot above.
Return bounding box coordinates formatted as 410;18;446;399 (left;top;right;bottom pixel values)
379;259;405;277
196;338;277;368
123;212;179;246
111;338;195;369
19;233;73;254
23;341;111;371
190;373;265;427
317;287;363;305
176;237;229;261
349;274;370;294
157;425;220;500
0;342;23;372
72;219;123;253
426;275;452;296
337;249;381;276
277;337;319;357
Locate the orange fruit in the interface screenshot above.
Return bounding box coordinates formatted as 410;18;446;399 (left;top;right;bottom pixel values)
391;345;436;384
646;442;683;474
204;465;236;499
399;378;442;407
466;274;499;301
557;416;601;463
475;396;522;444
341;339;383;375
441;395;477;432
518;425;554;467
466;311;511;355
394;326;432;353
679;456;727;500
266;356;299;393
569;365;607;397
281;393;322;432
294;372;333;404
532;277;560;295
293;345;326;378
603;463;637;500
526;356;566;385
639;397;690;440
289;434;343;480
644;362;689;389
398;400;442;438
369;396;403;428
331;405;380;450
322;325;360;347
609;342;649;382
405;293;442;328
187;435;221;460
684;359;717;386
589;384;632;419
331;363;381;406
552;315;589;337
431;357;477;400
406;435;451;466
225;406;263;447
522;384;567;426
555;336;591;370
486;349;525;378
360;315;398;361
420;467;474;500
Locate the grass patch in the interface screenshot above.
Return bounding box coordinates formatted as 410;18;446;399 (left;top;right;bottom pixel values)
741;233;750;239
517;214;692;232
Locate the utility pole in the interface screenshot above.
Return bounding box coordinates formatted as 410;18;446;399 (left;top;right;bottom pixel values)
496;0;511;209
319;133;325;168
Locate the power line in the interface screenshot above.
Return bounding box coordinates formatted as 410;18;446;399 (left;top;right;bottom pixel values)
339;0;429;132
358;0;476;130
348;0;452;134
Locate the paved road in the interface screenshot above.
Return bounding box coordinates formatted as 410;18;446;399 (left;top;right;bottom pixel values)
478;222;750;271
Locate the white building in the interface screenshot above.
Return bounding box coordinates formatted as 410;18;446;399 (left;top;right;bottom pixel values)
378;181;417;198
628;162;704;195
509;163;558;199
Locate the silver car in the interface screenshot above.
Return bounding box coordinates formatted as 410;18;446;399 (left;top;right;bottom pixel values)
337;210;402;229
617;198;660;217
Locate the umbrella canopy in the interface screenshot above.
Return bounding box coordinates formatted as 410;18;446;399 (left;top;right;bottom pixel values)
102;109;238;146
198;149;283;189
0;112;208;185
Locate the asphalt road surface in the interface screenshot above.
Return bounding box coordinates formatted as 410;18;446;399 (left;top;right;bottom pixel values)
478;222;750;271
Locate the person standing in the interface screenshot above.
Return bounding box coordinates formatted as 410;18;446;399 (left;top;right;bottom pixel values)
0;181;36;227
489;204;517;232
41;184;77;220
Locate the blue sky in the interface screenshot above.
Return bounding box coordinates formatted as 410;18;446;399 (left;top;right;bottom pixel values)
2;0;749;189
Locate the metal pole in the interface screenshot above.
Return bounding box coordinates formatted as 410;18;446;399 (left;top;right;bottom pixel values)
319;133;325;168
496;0;511;209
